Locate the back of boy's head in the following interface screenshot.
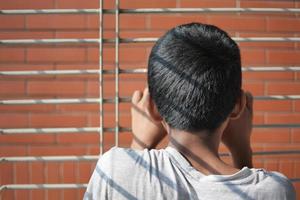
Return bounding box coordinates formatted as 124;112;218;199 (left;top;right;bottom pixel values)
148;22;241;132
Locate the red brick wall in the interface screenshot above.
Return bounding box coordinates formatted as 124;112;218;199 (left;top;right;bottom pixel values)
0;0;300;199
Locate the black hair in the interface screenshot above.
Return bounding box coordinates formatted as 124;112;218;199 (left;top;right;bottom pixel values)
148;22;241;132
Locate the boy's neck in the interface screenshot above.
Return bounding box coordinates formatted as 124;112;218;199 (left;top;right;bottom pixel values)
168;129;239;175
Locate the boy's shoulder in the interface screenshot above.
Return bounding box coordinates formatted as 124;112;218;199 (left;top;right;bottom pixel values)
249;168;296;199
99;147;147;163
97;147;158;171
100;146;165;161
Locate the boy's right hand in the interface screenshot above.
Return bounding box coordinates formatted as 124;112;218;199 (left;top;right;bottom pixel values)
222;91;254;168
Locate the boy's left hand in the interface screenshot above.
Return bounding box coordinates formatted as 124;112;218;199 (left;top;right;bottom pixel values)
131;88;167;150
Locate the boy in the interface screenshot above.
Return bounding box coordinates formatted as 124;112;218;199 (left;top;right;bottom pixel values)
85;23;295;199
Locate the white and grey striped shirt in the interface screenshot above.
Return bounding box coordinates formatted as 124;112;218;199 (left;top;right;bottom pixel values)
85;147;295;200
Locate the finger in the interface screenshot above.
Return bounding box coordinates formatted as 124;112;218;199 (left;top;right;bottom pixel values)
131;90;143;104
141;88;150;106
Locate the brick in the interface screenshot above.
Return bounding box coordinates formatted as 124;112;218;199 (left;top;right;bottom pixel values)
0;163;14;184
63;189;78;200
0;145;27;156
0;114;28;128
63;162;77;183
0;80;26;96
268;50;300;65
87;14;147;30
30;163;45;183
150;15;207;30
0;0;54;9
88;113;100;127
0;134;55;145
266;113;300;124
260;144;300;161
121;0;176;8
180;0;236;7
240;49;266;65
93;133;115;150
56;133;99;144
87;80;102;96
119;132;133;147
15;191;30;200
120;30;165;38
30;113;87;127
46;163;61;183
0;47;25;62
242;81;265;95
26;47;86;62
26;15;86;29
239;40;294;49
101;102;131;113
0;63;55;71
15;162;30;183
89;112;131;128
240;0;295;8
254;100;292;112
56;104;99;112
251;128;290;144
119;79;147;96
55;63;98;71
0;105;56;113
267;82;300;95
297;72;300;80
119;73;147;80
268;18;300;32
291;129;300;143
119;15;147;30
279;161;294;178
78;162;94;182
264;160;279;171
253;160;264;169
295;99;300;112
120;114;132;128
47;190;62;200
87;46;148;63
55;0;98;8
87;142;100;152
28;146;87;156
0;191;14;200
88;144;101;155
31;190;45;200
0;16;25;29
45;162;63;199
55;31;98;38
27;80;85;96
253;113;265;124
264;144;300;152
295;161;300;177
87;78;146;97
208;16;266;32
0;31;54;40
243;71;295;81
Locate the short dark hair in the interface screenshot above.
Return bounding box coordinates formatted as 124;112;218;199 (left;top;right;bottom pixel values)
148;23;241;132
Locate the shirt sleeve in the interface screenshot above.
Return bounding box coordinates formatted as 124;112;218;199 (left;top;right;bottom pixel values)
257;171;296;200
83;150;114;200
269;172;296;200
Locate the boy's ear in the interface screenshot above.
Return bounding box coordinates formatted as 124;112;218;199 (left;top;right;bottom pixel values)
229;90;246;120
148;97;163;122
